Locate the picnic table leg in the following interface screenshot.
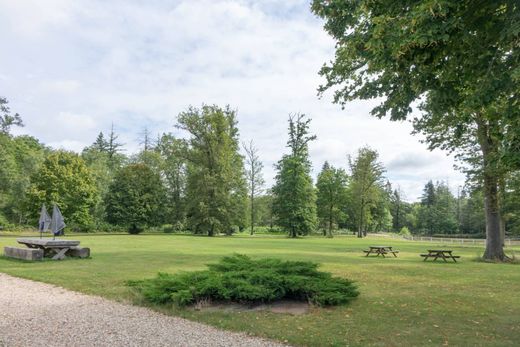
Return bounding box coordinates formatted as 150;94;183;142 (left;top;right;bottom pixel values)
51;248;69;260
365;250;371;257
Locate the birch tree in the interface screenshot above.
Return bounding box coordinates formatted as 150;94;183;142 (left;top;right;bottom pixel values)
243;140;264;235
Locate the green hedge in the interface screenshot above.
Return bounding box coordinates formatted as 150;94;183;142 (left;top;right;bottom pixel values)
128;254;359;307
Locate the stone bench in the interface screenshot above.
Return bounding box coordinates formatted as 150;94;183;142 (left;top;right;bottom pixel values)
66;247;90;259
4;247;44;261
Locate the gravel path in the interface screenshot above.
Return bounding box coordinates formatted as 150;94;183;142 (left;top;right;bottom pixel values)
0;273;286;347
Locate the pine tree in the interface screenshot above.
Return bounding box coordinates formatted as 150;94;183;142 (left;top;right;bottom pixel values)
419;180;437;235
272;114;317;238
107;123;124;161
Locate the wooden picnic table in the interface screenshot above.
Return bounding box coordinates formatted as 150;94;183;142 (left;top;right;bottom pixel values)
17;238;82;260
363;245;399;258
420;249;460;262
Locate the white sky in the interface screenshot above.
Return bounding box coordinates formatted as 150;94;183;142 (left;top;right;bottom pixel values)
0;0;465;201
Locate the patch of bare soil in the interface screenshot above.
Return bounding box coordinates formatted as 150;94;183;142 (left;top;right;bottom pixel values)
193;300;310;315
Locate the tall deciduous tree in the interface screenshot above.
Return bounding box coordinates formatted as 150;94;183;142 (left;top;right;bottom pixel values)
312;1;519;259
105;163;167;232
177;105;247;236
157;134;187;229
243;140;265;235
0;97;23;135
272;114;317;238
0;134;47;224
316;161;348;237
348;147;386;238
26;151;98;230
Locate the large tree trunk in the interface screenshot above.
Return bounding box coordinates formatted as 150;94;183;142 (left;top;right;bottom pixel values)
476;117;506;261
482;173;505;260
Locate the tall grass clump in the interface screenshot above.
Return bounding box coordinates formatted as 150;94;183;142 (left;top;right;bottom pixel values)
128;254;359;307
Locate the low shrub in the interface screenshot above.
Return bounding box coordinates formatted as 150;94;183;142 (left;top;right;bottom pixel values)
399;226;411;237
162;221;186;233
0;213;12;230
128;224;144;234
252;226;286;234
128;254;359;307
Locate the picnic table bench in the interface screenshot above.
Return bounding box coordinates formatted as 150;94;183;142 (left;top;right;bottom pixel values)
13;238;89;260
363;246;399;258
420;249;460;262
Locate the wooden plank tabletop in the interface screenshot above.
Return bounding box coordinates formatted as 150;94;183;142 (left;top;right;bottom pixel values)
17;238;80;247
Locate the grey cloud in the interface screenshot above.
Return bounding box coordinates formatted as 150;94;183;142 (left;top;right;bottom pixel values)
387;152;436;171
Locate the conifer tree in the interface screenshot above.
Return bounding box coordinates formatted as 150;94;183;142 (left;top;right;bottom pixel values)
272;114;317;238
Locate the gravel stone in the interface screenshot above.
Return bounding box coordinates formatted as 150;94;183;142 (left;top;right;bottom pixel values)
0;273;287;347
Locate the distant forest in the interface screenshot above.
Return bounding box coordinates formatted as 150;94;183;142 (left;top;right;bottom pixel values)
1;97;519;237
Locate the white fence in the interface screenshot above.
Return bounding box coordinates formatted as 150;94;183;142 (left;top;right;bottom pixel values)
379;233;520;247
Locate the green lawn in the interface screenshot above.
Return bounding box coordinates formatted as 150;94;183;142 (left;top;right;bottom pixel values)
1;234;519;346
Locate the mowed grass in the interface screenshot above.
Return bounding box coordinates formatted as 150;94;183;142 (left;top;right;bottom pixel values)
1;234;519;346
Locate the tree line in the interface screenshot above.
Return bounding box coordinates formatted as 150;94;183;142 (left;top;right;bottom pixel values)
1;97;519;238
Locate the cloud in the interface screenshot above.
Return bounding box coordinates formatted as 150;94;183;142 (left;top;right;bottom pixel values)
387;152;438;171
0;0;466;201
40;80;82;94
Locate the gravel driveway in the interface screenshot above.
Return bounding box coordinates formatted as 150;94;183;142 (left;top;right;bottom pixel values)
0;273;286;347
